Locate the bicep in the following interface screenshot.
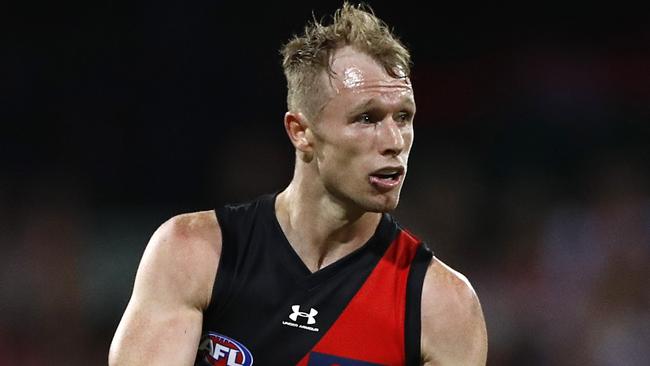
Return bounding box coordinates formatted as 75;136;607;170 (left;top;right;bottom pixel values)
109;296;203;365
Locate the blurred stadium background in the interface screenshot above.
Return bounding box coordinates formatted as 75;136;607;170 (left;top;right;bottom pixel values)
2;1;649;365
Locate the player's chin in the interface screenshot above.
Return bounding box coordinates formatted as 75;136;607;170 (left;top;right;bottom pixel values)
365;192;401;213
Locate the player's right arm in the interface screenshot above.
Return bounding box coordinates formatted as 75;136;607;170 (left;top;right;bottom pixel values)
109;211;221;366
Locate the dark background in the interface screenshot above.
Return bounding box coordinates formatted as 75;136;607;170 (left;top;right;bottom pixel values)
2;1;649;365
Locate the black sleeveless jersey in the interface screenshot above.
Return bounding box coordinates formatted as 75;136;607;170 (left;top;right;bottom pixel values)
195;194;432;366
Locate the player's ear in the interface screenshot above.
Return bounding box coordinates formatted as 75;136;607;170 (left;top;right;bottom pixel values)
284;111;313;153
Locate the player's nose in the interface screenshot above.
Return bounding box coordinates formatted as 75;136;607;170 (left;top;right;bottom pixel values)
378;118;405;156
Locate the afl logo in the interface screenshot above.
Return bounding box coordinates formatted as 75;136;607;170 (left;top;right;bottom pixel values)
196;332;253;366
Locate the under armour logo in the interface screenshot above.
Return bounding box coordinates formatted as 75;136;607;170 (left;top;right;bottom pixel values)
289;305;318;325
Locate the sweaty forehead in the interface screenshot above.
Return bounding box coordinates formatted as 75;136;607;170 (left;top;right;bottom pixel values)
328;47;412;95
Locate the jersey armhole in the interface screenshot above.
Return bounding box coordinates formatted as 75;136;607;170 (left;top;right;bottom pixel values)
404;242;433;365
203;207;233;321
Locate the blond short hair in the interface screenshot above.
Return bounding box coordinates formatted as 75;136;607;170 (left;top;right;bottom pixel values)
280;2;412;120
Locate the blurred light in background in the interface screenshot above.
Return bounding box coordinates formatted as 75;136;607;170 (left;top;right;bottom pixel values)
2;2;649;365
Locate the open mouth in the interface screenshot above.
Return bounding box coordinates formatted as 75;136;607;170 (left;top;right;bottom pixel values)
371;172;401;181
369;166;404;190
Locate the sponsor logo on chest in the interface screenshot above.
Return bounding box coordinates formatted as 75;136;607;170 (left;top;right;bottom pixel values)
282;304;320;332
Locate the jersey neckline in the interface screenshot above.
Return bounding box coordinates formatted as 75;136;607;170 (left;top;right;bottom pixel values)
263;192;398;289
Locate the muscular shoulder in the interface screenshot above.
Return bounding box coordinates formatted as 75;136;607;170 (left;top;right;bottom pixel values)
136;210;222;310
154;210;221;246
420;257;488;366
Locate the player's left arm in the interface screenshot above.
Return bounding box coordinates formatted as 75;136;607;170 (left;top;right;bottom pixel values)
420;257;488;366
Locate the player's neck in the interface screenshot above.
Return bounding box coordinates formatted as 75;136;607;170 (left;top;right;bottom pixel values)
276;180;381;273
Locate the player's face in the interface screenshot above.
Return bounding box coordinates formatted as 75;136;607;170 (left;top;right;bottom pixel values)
310;47;415;213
